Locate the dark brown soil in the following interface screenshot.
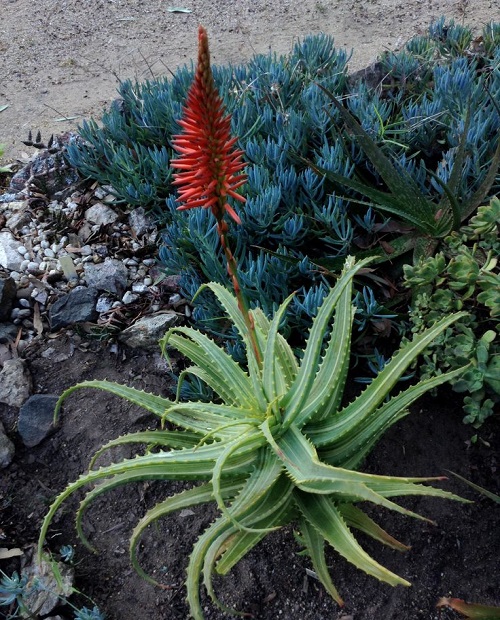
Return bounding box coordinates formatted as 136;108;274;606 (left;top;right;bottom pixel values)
1;335;499;620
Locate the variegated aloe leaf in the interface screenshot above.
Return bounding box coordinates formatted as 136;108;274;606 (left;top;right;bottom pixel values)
38;257;469;620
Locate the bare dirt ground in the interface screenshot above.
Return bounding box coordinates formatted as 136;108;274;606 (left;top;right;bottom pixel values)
1;0;498;161
1;2;500;619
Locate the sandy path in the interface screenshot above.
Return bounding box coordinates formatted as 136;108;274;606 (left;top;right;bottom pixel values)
0;0;498;160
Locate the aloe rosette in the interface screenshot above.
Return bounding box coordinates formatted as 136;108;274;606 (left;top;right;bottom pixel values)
38;256;468;619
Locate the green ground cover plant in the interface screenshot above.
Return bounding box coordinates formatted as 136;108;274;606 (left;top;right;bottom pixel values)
404;197;500;426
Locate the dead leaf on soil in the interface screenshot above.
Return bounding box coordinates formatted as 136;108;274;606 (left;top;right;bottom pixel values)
33;302;44;336
0;547;23;559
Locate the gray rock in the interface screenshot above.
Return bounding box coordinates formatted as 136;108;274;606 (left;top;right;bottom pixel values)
0;276;17;321
18;394;59;447
85;202;119;226
0;358;33;407
48;287;98;331
0;322;18;343
0;420;14;468
21;558;74;616
118;311;180;350
0;231;24;271
83;258;128;295
128;207;153;237
5;201;31;232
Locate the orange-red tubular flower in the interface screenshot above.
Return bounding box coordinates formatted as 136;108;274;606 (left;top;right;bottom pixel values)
171;25;247;225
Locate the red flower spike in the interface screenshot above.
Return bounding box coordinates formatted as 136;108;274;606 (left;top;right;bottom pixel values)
171;25;247;225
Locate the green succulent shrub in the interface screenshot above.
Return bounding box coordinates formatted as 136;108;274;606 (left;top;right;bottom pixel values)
39;257;468;619
64;20;500;345
404;197;500;426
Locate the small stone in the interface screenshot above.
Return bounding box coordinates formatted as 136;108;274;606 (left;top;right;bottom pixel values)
96;295;114;313
18;298;31;308
143;276;153;286
0;231;25;270
0;421;15;468
118;312;180;350
27;261;41;272
0;358;33;407
83;258;128;295
0;276;17;321
128;207;153;237
17;245;28;255
85;202;119;226
17;309;31;318
18;394;60;447
16;285;34;300
122;291;139;304
0;323;18;343
21;559;74;616
32;289;49;305
132;283;149;294
48;287;99;330
43;248;56;258
80;245;92;256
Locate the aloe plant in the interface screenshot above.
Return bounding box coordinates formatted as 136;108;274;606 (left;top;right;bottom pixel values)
38;257;468;619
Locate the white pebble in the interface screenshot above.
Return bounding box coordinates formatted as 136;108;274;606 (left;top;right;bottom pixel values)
51;243;61;253
27;262;40;272
24;252;31;260
20;259;30;270
143;276;153;286
33;244;41;253
39;261;47;271
111;301;122;308
142;258;156;267
132;283;148;294
122;291;139;304
40;239;50;249
18;298;31;308
80;245;92;256
10;271;21;281
17;245;27;255
44;248;56;258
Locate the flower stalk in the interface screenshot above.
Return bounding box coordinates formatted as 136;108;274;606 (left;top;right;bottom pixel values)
171;25;261;364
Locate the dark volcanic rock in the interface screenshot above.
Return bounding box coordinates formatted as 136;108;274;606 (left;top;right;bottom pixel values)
0;276;16;320
48;287;99;331
18;394;59;447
